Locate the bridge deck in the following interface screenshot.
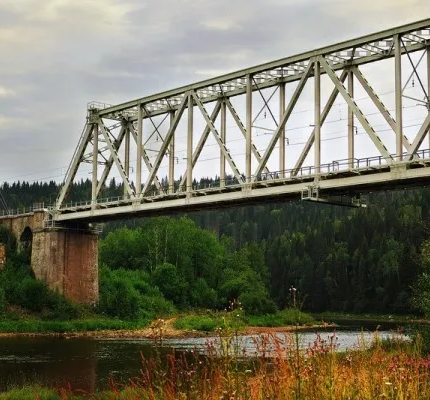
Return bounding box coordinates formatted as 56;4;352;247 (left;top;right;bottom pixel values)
55;155;430;222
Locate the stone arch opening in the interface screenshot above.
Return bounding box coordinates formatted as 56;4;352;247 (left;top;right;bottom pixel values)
20;226;33;254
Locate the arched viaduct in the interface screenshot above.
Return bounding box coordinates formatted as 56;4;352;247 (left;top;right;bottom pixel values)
0;211;98;304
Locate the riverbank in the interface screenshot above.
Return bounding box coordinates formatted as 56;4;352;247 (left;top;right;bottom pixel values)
0;311;426;340
0;317;335;339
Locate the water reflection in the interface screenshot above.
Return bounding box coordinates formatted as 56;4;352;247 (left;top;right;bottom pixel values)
0;330;406;393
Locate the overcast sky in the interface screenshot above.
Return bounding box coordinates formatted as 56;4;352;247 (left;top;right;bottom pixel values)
0;0;429;187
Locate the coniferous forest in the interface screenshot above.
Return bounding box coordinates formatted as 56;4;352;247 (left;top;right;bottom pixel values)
1;178;430;317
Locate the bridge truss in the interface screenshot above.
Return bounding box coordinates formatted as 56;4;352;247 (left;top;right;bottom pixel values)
54;19;430;222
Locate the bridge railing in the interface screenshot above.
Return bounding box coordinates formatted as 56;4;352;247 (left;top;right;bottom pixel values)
55;148;430;211
0;203;53;218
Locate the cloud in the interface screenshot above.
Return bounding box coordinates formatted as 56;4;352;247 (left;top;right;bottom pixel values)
0;0;429;185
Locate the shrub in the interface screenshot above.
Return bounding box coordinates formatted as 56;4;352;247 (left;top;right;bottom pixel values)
151;262;188;305
0;286;6;317
98;278;140;320
174;314;224;331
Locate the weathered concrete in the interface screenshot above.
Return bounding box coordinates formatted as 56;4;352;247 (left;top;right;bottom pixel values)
0;244;5;268
32;229;98;304
0;211;99;304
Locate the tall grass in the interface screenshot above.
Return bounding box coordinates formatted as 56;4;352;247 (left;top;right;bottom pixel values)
2;331;430;399
0;318;149;333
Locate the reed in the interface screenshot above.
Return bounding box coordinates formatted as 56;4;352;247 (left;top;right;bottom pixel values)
2;330;430;399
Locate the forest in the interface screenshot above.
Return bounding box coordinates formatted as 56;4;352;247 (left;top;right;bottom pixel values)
1;178;430;319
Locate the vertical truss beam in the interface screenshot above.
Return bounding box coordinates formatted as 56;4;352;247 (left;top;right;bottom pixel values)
348;69;354;169
168;111;175;194
254;61;315;178
179;101;222;189
91;122;98;206
98;119;135;198
142;95;187;195
55;124;93;209
220;100;226;188
124;121;130;196
128;122;163;192
246;75;252;183
395;34;403;161
319;57;393;162
428;47;430;149
224;99;270;174
187;93;193;193
191;93;244;184
136;106;143;196
293;70;348;175
96;123;127;197
314;59;321;175
279;83;286;177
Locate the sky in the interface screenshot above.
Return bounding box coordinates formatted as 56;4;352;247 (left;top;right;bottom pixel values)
0;0;429;189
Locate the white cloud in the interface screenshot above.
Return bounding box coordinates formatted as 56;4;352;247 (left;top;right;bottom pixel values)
0;85;16;98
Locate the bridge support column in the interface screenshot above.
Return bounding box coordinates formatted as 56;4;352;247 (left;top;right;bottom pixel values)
31;228;98;305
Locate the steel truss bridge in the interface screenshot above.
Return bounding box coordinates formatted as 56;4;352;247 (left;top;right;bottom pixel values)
53;19;430;223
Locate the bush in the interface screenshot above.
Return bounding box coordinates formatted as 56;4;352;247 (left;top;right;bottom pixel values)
0;225;17;256
98;266;176;320
151;262;188;305
174;314;224;331
239;291;277;315
247;308;316;327
0;286;6;317
15;278;50;312
99;278;141;320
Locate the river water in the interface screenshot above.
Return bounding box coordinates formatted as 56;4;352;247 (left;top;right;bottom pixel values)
0;329;406;393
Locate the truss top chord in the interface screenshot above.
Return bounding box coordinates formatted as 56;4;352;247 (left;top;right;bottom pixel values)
88;18;430;121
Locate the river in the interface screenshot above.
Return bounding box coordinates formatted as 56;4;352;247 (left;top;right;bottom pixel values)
0;329;406;393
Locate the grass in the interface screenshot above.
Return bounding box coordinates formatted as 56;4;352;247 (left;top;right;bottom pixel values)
173;314;224;331
313;311;424;324
173;309;316;332
0;318;150;333
173;310;246;332
1;331;430;399
246;308;316;327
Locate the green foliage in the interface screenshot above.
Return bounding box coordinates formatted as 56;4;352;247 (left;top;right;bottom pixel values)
0;286;6;317
98;266;175;320
0;224;17;256
247;308;316;327
412;238;430;317
5;179;430;318
0;230;79;320
151;262;188;305
99;217;275;316
174;314;224;331
0;318;146;333
0;386;63;400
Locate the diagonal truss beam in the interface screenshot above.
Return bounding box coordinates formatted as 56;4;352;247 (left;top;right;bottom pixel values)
254;60;315;178
293;69;348;175
352;66;417;159
319;57;393;162
191;92;244;184
225;98;270;174
128;122;164;193
407;112;430;160
96;123;127;197
179;100;222;189
56;123;93;209
142;95;187;195
98;119;136;199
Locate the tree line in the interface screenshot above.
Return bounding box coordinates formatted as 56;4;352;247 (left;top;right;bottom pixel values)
1;178;430;316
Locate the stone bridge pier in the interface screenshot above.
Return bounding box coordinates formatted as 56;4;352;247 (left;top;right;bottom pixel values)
0;210;98;304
